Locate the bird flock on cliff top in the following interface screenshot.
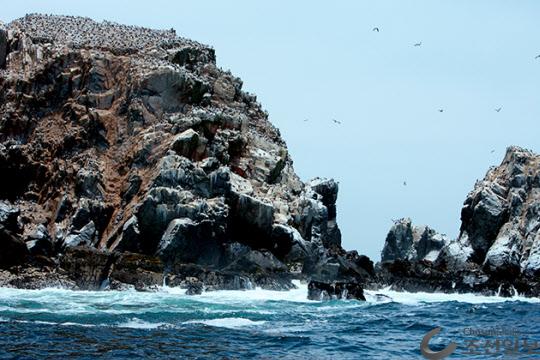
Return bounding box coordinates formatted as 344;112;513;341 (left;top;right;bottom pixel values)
8;14;194;53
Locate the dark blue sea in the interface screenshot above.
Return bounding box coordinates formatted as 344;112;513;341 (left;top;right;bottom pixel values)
0;282;539;359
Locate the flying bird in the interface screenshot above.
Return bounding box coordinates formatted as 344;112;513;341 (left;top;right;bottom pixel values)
490;150;495;154
495;107;502;112
414;42;422;47
332;119;342;125
372;27;380;32
303;118;309;122
403;181;407;186
438;109;444;113
535;55;540;59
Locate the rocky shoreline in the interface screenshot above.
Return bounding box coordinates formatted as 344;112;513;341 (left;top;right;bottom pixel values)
0;15;538;301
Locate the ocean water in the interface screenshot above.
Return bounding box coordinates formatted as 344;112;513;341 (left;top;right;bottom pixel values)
0;281;539;359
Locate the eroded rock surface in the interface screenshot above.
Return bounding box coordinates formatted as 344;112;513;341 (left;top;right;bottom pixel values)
0;15;370;295
376;146;540;297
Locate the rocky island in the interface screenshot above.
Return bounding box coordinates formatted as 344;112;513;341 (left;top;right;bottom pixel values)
375;146;540;297
0;14;538;301
0;14;371;299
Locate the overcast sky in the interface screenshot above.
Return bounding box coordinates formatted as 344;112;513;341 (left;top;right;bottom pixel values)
3;1;540;259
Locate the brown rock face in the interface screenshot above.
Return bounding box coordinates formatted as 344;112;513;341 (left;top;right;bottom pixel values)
0;15;370;293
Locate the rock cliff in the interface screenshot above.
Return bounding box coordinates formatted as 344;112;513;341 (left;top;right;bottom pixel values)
0;14;369;297
376;146;540;297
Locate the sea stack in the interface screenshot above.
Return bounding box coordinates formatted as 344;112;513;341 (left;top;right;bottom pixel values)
375;146;540;297
0;14;371;297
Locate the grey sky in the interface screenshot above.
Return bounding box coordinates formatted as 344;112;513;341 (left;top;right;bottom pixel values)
3;1;540;259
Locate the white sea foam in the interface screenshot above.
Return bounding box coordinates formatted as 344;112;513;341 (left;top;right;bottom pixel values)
0;316;167;329
59;322;97;327
116;318;174;330
191;280;312;304
364;287;540;305
184;317;266;329
200;308;275;315
0;279;538;318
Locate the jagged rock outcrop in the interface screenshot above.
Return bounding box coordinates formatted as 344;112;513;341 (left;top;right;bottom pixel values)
0;15;369;297
376;146;540;297
441;147;540;275
381;218;449;262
